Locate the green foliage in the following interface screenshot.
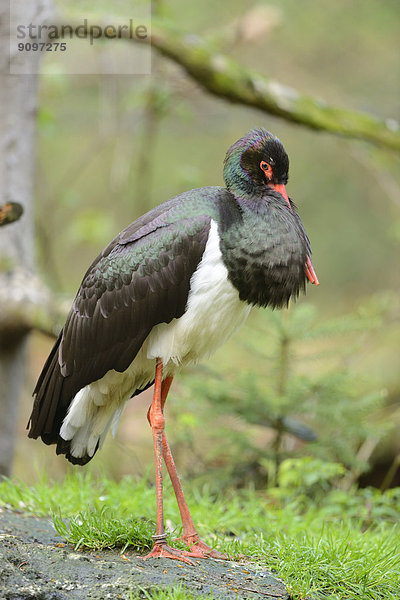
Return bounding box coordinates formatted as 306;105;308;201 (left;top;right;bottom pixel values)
276;457;345;492
171;298;396;490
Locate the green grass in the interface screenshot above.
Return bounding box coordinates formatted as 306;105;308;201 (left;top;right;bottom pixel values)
1;473;399;599
133;583;215;600
52;507;154;553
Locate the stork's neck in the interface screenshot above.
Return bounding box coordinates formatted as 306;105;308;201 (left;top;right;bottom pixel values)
218;193;308;309
223;150;264;199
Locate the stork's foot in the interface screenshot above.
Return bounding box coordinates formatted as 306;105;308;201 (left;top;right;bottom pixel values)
177;534;228;560
143;536;194;565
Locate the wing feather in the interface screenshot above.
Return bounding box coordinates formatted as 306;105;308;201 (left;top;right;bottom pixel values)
29;212;212;447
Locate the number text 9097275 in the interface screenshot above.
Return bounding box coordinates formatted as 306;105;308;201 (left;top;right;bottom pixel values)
18;42;67;51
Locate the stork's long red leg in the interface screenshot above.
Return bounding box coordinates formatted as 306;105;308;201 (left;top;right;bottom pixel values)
144;360;227;562
158;375;228;560
143;358;193;564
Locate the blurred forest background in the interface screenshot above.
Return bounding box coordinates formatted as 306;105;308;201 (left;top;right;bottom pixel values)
5;0;400;495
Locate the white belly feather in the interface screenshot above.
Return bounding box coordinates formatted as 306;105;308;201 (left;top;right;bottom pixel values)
147;220;251;364
60;220;251;459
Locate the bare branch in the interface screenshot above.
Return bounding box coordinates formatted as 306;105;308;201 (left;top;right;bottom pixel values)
47;20;400;151
149;26;400;152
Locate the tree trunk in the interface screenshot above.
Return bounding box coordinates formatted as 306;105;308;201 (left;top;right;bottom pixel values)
0;0;51;476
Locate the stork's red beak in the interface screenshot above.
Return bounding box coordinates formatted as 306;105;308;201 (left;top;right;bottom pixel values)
268;182;320;286
269;182;291;208
305;256;319;285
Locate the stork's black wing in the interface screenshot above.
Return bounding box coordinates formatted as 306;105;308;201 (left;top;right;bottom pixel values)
28;196;216;447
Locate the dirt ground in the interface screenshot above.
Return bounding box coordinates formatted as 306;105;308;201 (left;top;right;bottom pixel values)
0;507;288;600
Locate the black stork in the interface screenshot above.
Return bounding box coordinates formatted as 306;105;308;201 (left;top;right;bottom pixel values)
28;128;319;564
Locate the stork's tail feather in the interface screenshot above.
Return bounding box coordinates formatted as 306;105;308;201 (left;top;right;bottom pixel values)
29;334;155;466
56;436;99;466
28;332;99;465
28;333;64;442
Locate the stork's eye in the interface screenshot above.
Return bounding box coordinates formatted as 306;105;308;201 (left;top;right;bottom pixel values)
260;160;273;179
